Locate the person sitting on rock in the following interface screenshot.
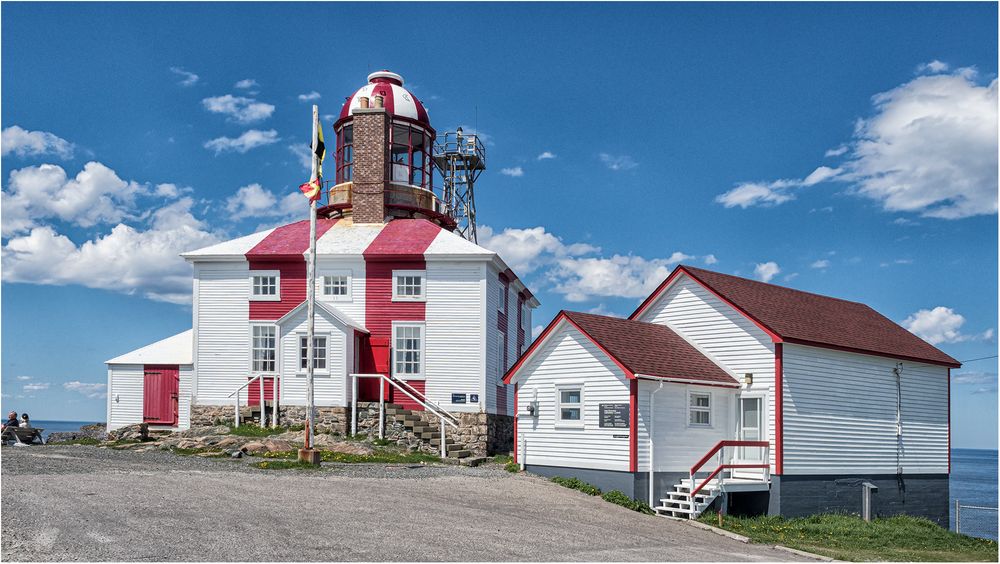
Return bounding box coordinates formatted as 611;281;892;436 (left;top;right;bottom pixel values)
2;411;18;429
20;413;32;429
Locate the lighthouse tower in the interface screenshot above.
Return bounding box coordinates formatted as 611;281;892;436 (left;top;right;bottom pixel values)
326;71;448;227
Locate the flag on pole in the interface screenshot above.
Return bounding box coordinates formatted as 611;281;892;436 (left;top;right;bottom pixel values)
299;177;322;201
298;113;325;201
315;122;326;178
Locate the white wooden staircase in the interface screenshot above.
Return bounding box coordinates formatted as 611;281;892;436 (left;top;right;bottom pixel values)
654;440;771;520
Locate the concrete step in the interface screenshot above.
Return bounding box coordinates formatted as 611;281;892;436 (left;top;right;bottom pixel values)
419;432;441;440
429;438;458;447
446;449;471;459
394;414;421;423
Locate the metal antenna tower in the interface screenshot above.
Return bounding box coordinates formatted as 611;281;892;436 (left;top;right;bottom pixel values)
433;127;486;243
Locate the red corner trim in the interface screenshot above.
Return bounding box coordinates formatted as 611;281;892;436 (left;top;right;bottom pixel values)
947;367;951;474
628;266;783;343
774;342;783;476
629;379;638;473
513;383;519;464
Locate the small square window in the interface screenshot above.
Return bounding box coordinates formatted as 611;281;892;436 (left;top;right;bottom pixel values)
321;274;350;300
298;335;327;371
250;271;280;301
556;386;583;426
689;392;712;426
392;271;425;301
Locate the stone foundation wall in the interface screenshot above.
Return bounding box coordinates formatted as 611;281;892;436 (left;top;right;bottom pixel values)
190;405;349;434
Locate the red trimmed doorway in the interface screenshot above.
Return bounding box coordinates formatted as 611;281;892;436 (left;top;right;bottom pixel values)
143;365;179;426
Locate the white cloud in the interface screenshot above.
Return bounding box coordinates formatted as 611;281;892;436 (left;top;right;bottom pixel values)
2;197;221;304
754;261;780;283
169;66;199;87
478;226;599;274
500;167;524;177
917;60;950;74
824;145;848;157
64;381;108;399
2;161;145;236
2;126;74;159
598;153;638;171
234;79;258;89
16;376;31;381
225;183;303;221
902;306;994;345
297;91;321;102
531;325;545;341
548;252;693;302
456;126;492;146
703;254;718;265
586;303;623;318
537;151;556;160
202;95;275;124
288;143;313;172
23;383;49;392
810;259;831;269
717;67;997;219
153;183;191;199
204;129;279;154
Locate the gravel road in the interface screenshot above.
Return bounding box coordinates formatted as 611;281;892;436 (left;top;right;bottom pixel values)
1;445;808;561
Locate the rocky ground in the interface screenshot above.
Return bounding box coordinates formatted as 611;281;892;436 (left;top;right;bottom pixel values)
1;444;809;562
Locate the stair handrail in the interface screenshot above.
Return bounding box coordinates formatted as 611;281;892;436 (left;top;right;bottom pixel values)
386;375;460;426
227;374;277;428
689;440;770;499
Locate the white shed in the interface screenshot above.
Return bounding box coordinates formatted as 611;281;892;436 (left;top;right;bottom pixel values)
106;330;193;431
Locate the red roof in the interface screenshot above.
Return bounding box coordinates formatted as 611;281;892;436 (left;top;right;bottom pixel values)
505;311;738;386
633;265;960;368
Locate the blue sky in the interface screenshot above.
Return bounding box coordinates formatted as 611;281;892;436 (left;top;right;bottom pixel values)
2;3;996;448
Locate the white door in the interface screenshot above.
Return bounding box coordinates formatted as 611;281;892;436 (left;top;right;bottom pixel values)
734;396;765;479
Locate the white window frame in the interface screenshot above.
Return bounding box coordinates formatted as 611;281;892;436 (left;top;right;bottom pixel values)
391;321;425;379
497;282;506;312
391;270;426;302
318;269;352;302
296;333;330;374
555;383;585;428
688;390;713;428
249;270;281;301
249;323;278;374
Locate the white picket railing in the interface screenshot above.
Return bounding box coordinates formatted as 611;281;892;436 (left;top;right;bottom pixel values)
228;375;278;428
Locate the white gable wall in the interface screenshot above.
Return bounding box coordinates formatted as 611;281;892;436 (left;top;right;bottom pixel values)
514;323;631;472
782;343;949;475
637;274;776;470
278;307;350;407
425;260;485;412
107;363;194;431
314;256;366;326
194;262;250;404
636;380;736;472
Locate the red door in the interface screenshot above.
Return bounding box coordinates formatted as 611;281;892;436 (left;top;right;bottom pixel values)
358;337;389;401
143;365;179;426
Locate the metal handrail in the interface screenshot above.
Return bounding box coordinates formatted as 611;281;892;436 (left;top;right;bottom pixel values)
390;376;460;426
228;374;277;428
688;440;770;499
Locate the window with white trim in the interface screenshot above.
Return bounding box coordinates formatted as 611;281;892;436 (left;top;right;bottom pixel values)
250;325;276;373
689;392;711;426
321;274;350;299
393;323;424;378
250;271;280;301
392;270;425;301
298;335;328;371
556;385;583;425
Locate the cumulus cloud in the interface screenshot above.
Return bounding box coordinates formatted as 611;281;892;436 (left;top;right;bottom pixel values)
902;306;994;345
297;91;321;102
23;382;49;392
951;372;998;394
478;226;599;274
2;126;74;159
64;381;108;399
204;129;279;154
2;197;221;304
16;376;31;381
704;254;719;265
548;252;694;302
598;153;638;171
537;151;556;160
500;167;524;177
532;325;545;341
225;183;303;221
716;66;998;219
917;60;950;74
810;259;831;269
754;261;780;283
169;66;199;87
202;95;275;124
234;78;258;89
586;303;623;318
1;161;145;236
288;143;313;172
825;145;848;157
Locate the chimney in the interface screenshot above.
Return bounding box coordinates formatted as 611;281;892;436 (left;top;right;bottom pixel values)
350;106;388;224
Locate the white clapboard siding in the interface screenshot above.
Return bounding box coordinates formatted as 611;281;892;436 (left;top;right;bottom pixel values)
278;308;349;407
483;266;502;413
782;343;949;475
178;365;194;430
516;323;631;472
425;261;485;413
194;263;250;404
315;257;366;326
637;274;776;469
636;380;736;472
108;364;144;430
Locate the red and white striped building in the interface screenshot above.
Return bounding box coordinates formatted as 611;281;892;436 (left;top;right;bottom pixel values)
106;71;537;455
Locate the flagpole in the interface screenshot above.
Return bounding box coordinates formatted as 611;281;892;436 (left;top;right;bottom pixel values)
306;104;319;450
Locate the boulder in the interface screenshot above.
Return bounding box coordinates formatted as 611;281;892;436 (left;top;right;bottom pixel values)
323;440;374;456
48;423;108;444
262;439;293;452
107;423;148;442
175;425;230;438
241;441;267;454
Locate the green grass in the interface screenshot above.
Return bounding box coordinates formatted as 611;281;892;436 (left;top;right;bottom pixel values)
227;424;302;437
48;437;101;446
550;476;602;496
602;490;655;515
254;459;322;470
489;455;520;473
700;513;999;562
259;448;440;464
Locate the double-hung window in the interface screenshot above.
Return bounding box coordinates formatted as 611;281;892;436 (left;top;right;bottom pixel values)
298;335;328;372
393;323;424;378
689;392;712;426
250;271;280;301
320;271;351;301
251;325;276;373
556;385;584;426
392;270;425;302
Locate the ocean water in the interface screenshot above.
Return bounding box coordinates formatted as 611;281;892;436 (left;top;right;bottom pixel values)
950;448;998;540
30;420;102;441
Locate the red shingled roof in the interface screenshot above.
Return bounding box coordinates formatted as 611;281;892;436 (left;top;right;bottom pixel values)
505;311;739;386
634;265;960;368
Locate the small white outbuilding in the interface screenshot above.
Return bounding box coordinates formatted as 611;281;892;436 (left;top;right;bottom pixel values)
106;330;193;431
